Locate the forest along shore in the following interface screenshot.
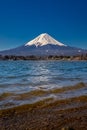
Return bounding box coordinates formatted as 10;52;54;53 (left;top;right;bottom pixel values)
0;95;87;130
0;54;87;60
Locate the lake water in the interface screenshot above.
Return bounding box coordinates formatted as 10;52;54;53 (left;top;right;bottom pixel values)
0;60;87;109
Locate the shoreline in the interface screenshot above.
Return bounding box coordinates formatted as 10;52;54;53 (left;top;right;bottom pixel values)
0;55;87;61
0;95;87;130
0;82;86;110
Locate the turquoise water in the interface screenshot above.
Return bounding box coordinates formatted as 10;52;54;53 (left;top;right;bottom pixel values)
0;60;87;109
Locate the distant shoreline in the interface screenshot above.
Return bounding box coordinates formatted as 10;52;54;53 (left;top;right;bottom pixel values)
0;55;87;61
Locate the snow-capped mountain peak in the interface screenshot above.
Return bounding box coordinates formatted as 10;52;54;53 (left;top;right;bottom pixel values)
25;33;66;47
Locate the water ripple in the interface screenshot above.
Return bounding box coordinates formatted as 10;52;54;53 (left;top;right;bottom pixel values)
0;60;87;109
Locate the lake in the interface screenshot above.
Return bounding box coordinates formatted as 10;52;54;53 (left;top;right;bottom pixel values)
0;60;87;109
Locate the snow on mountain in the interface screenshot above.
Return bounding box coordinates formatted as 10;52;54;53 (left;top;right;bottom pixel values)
25;33;66;47
0;33;87;56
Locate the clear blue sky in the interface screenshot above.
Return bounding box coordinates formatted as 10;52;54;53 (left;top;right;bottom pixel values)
0;0;87;50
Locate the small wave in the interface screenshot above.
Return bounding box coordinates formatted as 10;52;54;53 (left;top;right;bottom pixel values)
0;92;14;100
13;82;86;100
14;90;47;100
0;82;86;110
49;82;86;93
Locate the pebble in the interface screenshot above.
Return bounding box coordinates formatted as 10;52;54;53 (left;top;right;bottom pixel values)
61;127;74;130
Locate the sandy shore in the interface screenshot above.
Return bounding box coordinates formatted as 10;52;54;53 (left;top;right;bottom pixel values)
0;95;87;130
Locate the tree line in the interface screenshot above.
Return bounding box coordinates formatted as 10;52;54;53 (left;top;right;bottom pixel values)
0;54;87;60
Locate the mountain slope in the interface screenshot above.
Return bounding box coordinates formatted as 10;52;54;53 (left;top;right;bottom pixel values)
0;33;87;56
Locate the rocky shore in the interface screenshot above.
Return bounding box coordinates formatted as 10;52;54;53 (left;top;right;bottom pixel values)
0;95;87;130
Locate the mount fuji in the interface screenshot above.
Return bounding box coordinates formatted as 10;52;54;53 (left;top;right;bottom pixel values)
0;33;87;56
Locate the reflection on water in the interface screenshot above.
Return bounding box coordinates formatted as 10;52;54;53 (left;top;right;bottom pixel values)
0;60;87;109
